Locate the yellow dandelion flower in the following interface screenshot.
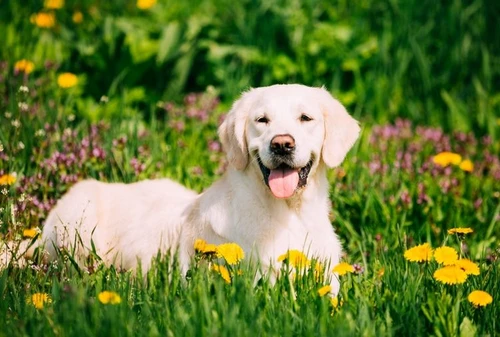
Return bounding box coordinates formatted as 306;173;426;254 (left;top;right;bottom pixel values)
216;243;245;265
433;266;467;285
468;290;493;307
277;250;310;268
137;0;157;10
14;60;35;75
454;259;480;276
459;159;474;172
313;262;324;281
57;72;78;88
44;0;64;9
194;238;206;251
404;243;433;263
212;264;231;283
377;267;385;278
30;12;56;28
318;285;332;297
98;291;121;305
432;152;462;167
23;228;39;238
194;239;217;255
433;246;458;265
332;262;355;276
447;227;473;235
330;297;343;309
28;293;52;309
0;173;16;185
72;11;83;24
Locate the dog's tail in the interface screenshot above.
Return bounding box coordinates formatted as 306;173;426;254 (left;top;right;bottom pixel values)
0;239;39;269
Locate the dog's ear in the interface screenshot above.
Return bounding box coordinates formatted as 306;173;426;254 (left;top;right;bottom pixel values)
218;91;251;170
320;88;360;168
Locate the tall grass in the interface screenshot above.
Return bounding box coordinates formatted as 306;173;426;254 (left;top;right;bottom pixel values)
1;77;499;336
0;0;499;336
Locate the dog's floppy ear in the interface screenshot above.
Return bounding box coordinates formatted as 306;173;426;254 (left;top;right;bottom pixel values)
319;88;360;168
218;91;251;170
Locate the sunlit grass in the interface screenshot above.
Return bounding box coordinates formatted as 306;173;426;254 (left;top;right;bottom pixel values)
1;74;498;336
0;0;499;335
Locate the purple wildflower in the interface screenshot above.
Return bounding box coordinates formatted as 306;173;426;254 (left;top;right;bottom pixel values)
352;263;364;275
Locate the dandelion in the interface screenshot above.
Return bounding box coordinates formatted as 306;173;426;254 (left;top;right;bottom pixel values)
433;246;458;265
216;243;245;265
57;73;78;88
28;293;52;309
277;250;310;268
454;259;480;276
313;262;324;281
212;264;231;283
72;11;83;23
98;291;122;304
330;297;343;309
332;262;354;276
14;60;35;74
318;285;332;297
0;173;16;185
459;159;474;172
432;152;462;167
44;0;64;9
447;227;473;235
30;12;56;28
194;239;217;255
433;266;467;285
468;290;493;307
137;0;157;10
404;243;433;263
23;228;39;238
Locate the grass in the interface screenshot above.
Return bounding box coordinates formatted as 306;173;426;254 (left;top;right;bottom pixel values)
1;78;499;336
1;0;499;336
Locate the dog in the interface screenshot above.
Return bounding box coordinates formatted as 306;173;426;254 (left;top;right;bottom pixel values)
2;84;360;294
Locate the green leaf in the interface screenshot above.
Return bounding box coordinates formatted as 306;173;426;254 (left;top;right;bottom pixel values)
459;317;477;337
157;21;181;64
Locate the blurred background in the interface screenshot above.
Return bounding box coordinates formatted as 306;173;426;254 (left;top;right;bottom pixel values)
1;0;499;138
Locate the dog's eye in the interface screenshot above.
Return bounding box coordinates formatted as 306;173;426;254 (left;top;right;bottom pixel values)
256;116;269;124
300;114;313;122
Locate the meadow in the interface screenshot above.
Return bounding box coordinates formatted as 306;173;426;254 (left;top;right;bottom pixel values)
0;0;499;336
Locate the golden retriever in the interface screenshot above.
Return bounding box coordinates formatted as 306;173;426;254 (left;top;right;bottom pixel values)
2;84;360;294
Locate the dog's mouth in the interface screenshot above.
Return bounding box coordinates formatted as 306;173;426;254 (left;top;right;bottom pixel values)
257;157;313;199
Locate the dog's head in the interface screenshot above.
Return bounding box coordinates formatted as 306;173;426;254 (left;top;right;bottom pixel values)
219;84;360;199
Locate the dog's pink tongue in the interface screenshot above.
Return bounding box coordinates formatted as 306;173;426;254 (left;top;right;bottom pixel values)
268;168;299;198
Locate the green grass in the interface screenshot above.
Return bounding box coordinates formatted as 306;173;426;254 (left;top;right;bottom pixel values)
1;0;499;336
1;79;499;336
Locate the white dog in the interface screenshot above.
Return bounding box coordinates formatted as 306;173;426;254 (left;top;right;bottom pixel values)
4;84;360;293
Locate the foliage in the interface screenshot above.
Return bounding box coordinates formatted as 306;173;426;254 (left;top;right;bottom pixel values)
0;0;499;336
1;0;499;136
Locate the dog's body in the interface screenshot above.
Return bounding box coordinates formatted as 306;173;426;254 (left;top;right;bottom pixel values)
3;84;360;294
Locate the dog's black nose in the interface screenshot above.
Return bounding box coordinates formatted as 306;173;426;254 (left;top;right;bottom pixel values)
270;134;295;155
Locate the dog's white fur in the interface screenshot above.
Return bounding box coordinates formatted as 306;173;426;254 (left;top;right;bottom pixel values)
3;84;360;293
